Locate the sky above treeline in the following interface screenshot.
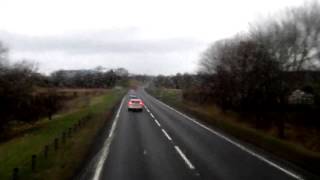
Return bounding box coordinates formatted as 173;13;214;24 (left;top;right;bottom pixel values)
0;0;308;75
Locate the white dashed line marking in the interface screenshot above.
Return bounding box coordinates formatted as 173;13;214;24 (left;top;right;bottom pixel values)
161;129;172;141
150;113;155;119
154;119;161;127
144;102;197;173
147;93;304;180
174;145;195;170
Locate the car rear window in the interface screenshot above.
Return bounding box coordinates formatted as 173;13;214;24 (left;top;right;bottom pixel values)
129;95;137;99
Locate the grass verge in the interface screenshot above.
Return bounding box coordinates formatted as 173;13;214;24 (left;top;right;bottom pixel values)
0;89;125;180
146;88;320;179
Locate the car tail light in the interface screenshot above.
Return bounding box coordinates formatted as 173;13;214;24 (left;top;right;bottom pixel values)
128;101;132;105
140;101;144;106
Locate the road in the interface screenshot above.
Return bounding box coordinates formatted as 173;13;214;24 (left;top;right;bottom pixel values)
78;88;304;180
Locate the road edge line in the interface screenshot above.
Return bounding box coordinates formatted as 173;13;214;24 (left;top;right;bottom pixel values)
92;97;125;180
147;92;304;180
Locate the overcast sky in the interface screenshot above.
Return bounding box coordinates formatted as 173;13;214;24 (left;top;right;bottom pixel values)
0;0;308;75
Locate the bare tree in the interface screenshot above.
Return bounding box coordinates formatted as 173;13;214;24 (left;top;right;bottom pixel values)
197;1;320;137
250;1;320;71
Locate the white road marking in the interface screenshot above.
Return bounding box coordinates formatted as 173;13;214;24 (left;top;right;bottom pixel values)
150;113;155;119
144;106;150;112
144;99;197;173
161;129;172;141
154;119;161;127
174;145;195;170
92;97;125;180
148;94;304;180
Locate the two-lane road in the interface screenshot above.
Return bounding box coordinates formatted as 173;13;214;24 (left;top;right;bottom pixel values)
79;88;304;180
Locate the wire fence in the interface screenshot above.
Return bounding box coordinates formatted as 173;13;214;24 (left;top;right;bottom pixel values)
9;100;120;180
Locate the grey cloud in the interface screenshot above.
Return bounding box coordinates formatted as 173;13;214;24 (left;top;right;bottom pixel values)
0;30;205;54
0;29;207;75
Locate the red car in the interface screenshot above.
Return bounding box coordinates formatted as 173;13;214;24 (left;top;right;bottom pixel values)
127;98;144;112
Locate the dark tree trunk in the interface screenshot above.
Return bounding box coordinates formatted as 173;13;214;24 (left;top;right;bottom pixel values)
277;115;286;139
48;112;52;120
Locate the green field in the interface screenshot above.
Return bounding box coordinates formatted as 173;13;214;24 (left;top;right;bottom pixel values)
0;89;125;180
147;88;320;178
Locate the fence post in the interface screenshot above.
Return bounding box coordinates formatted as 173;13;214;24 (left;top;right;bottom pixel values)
31;155;36;171
85;114;91;122
82;118;85;124
54;138;59;151
12;168;19;180
68;128;72;137
62;132;66;144
44;145;49;159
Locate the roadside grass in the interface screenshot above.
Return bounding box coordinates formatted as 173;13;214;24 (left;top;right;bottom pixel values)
3;89;107;141
147;88;320;177
0;89;125;180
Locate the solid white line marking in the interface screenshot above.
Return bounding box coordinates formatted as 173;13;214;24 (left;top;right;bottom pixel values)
148;93;304;180
174;145;195;170
154;119;161;127
161;129;172;141
92;98;125;180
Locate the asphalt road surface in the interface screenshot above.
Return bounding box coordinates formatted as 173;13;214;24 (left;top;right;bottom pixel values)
78;88;305;180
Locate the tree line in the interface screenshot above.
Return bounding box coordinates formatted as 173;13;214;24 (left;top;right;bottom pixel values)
150;1;320;137
0;42;128;135
50;67;128;88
